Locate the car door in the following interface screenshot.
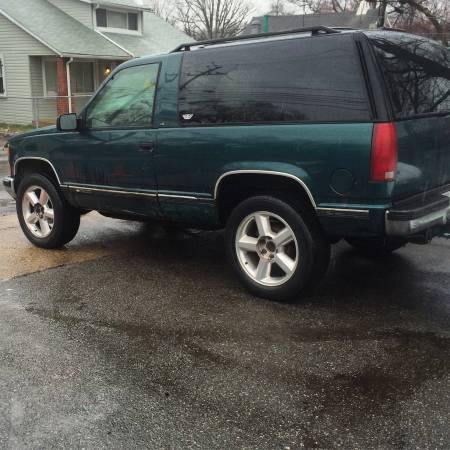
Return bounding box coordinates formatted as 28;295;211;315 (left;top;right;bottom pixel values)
60;62;161;217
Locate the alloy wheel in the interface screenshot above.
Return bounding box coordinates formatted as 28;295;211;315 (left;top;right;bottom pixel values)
235;211;299;286
21;185;55;238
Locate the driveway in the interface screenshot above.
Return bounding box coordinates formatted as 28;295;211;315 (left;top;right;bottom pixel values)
0;166;449;449
0;156;15;216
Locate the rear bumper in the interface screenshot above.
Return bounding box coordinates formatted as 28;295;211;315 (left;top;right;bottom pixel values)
386;189;450;237
2;176;16;199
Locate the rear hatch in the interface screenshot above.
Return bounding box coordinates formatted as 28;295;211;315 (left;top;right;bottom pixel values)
368;32;450;200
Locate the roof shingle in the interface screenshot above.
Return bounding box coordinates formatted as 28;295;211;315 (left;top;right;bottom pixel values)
80;0;151;11
0;0;129;58
104;12;194;56
0;0;192;59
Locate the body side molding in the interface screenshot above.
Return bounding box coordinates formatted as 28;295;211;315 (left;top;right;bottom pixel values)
67;185;157;198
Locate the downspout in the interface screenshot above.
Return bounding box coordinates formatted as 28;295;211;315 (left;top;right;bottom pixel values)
66;57;74;113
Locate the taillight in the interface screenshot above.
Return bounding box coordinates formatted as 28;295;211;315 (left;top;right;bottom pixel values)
370;122;398;182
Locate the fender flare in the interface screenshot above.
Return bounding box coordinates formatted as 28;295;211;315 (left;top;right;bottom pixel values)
14;157;62;185
214;170;317;209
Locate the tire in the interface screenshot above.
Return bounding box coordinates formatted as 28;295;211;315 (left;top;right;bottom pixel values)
16;173;80;249
226;195;330;302
345;237;406;257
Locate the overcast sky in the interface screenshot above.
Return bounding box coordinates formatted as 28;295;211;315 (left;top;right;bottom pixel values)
251;0;304;17
253;0;272;15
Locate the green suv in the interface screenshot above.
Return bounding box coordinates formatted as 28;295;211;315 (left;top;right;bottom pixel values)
3;27;450;300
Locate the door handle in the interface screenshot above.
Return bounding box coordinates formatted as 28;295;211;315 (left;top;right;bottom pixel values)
139;142;154;153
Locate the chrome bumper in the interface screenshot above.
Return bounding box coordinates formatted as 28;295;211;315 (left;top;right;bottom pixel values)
2;176;16;199
386;191;450;237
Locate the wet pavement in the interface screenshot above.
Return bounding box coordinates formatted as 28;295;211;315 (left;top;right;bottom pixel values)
0;170;450;449
0;156;15;216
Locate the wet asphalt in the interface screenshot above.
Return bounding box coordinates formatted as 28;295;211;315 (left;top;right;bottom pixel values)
1;160;450;449
0;158;15;216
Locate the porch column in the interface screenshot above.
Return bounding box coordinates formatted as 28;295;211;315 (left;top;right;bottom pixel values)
56;57;69;116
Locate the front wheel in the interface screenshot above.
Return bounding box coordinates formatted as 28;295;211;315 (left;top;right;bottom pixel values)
226;196;330;301
17;174;80;249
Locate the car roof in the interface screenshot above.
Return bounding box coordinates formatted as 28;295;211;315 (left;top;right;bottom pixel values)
119;28;446;71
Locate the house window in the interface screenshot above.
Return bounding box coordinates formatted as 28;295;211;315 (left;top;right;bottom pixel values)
96;8;139;32
44;60;95;97
128;13;138;31
71;62;95;94
44;60;58;96
96;8;107;27
0;57;5;95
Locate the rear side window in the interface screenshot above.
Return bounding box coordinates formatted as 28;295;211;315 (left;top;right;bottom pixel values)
178;35;370;125
370;34;450;118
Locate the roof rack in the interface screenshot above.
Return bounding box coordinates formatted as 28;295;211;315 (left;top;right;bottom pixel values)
378;26;406;32
331;27;359;31
172;26;340;52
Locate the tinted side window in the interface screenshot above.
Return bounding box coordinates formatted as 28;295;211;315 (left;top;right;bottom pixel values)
86;63;159;129
370;34;450;118
178;35;370;125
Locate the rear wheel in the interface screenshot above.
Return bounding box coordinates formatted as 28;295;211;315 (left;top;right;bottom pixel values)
345;237;406;256
226;196;330;301
17;174;80;249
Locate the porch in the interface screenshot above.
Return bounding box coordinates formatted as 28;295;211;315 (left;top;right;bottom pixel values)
29;56;123;126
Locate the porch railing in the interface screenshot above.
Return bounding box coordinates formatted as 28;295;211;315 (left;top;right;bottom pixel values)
31;95;92;128
2;95;93;128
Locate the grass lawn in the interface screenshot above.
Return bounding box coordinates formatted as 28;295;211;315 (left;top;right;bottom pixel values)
0;123;35;135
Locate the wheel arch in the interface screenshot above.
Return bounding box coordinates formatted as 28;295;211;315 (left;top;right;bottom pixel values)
14;157;62;190
214;170;317;224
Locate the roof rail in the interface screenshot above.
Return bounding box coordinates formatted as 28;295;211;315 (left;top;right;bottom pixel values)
378;26;406;32
171;26;340;52
331;27;359;30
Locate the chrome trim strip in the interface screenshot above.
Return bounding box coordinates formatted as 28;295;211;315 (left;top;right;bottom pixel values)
67;184;206;201
68;185;157;198
158;193;198;201
316;207;370;214
214;170;317;208
14;157;62;185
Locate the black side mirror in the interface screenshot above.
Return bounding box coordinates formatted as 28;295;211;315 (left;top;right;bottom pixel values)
57;113;79;132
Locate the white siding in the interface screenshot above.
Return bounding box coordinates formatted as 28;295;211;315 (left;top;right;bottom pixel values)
0;14;55;124
47;0;93;28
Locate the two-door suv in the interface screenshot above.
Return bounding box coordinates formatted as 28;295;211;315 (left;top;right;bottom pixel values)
3;27;450;301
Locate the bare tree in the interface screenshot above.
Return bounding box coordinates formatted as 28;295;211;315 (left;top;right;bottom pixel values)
368;0;449;46
287;0;448;44
268;0;289;15
175;0;252;39
287;0;362;13
148;0;178;24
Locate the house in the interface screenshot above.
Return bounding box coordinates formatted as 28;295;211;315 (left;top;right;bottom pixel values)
243;9;378;35
0;0;191;125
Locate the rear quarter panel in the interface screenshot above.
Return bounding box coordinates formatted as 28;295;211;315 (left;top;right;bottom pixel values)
155;123;386;206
